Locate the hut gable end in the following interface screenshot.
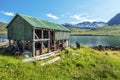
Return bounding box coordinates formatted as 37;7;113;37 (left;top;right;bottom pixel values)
7;14;33;40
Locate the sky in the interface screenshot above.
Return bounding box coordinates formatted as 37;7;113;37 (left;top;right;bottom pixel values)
0;0;120;24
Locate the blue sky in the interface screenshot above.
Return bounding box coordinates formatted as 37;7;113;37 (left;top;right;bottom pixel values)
0;0;120;24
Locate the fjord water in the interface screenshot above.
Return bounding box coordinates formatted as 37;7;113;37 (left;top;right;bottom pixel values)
0;35;7;39
70;35;120;47
0;35;120;47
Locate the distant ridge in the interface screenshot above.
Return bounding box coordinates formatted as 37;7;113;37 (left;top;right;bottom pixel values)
62;21;106;29
107;13;120;25
0;22;7;27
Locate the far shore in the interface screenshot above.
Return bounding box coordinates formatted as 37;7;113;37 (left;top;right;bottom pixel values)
71;34;120;36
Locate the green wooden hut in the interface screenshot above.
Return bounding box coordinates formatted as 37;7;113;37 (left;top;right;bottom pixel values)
7;14;70;57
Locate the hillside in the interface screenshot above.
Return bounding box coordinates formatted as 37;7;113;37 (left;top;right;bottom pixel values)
0;22;7;34
62;21;106;29
71;25;120;36
0;46;120;79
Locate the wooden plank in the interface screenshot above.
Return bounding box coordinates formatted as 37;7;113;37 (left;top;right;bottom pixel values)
41;57;61;66
22;50;61;62
34;39;49;41
54;40;56;51
33;29;35;57
35;33;40;39
41;30;43;54
48;31;50;52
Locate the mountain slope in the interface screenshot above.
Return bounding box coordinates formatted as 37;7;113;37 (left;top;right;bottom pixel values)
108;13;120;25
0;22;7;34
76;21;105;27
62;21;106;29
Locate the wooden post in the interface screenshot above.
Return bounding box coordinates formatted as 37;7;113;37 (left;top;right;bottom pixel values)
62;40;64;48
23;41;25;51
48;31;50;52
54;40;56;51
68;39;70;47
41;29;43;54
58;40;60;49
33;29;35;57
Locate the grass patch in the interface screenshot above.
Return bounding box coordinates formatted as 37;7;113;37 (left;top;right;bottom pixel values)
0;46;120;79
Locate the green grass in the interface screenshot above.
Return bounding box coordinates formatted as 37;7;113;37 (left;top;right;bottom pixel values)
0;24;7;34
71;25;120;36
0;46;120;80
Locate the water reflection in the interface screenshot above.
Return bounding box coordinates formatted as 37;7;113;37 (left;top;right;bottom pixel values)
70;36;120;47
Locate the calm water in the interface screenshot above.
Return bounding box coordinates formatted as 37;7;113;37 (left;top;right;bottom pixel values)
70;35;120;47
0;35;7;39
0;35;120;47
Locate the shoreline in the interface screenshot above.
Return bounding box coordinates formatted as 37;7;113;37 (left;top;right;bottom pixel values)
70;34;120;36
0;33;120;37
91;45;120;51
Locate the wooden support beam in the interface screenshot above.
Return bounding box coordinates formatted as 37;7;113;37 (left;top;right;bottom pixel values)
62;40;64;47
48;31;50;52
68;39;70;47
34;39;49;42
33;41;35;57
41;30;43;55
54;40;56;51
33;29;35;57
35;33;40;39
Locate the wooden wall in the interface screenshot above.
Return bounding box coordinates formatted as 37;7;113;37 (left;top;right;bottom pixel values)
55;31;70;40
8;16;33;41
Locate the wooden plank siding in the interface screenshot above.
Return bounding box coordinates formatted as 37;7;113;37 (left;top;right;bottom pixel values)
8;16;33;41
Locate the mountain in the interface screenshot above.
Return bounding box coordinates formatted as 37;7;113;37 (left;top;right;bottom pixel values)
62;21;106;29
76;21;105;28
62;23;76;29
107;13;120;25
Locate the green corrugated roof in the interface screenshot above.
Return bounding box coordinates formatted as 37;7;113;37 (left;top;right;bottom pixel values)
18;14;70;31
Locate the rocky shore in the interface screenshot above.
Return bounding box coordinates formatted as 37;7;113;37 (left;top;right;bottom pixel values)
92;45;120;51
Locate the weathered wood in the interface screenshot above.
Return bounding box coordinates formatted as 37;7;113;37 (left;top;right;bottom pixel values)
54;40;56;51
41;29;43;54
68;39;70;47
22;50;61;62
35;33;40;39
41;57;61;66
33;29;35;57
34;39;49;42
48;31;50;52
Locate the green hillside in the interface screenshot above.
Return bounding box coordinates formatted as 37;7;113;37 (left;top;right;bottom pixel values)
0;22;7;34
0;46;120;80
71;25;120;36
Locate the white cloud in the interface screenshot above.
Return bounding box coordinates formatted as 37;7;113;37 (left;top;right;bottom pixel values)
112;9;115;12
46;13;59;19
70;14;98;23
1;11;15;16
